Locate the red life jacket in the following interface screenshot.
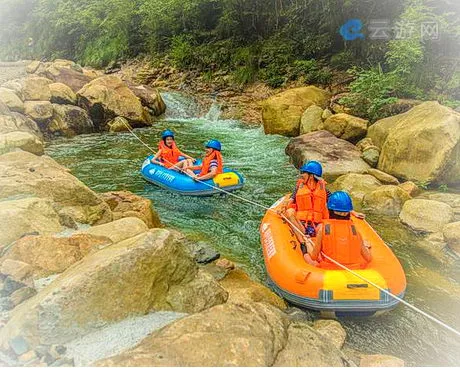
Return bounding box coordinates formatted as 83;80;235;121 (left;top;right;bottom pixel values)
158;140;183;168
198;150;223;177
295;179;328;223
319;219;367;270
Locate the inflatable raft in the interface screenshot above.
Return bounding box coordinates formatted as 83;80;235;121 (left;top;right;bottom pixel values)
141;155;245;196
260;195;407;317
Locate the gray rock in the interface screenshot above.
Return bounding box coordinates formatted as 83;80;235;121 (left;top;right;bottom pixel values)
9;335;29;356
0;277;25;298
187;241;220;264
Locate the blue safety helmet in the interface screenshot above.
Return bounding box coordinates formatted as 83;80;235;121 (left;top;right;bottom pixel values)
327;191;353;212
161;130;175;139
205;139;222;151
299;160;323;177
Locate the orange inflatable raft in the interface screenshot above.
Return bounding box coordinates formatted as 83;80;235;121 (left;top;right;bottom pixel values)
260;195;407;317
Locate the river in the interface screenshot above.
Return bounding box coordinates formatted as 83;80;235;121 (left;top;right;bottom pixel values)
46;92;460;366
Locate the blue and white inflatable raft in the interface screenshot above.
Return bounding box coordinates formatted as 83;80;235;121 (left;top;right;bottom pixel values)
140;155;245;196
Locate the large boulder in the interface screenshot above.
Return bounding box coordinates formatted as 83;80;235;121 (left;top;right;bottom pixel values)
377;102;460;185
0;88;24;113
77;76;149;129
21;76;52;101
443;221;460;255
23;101;53;122
48;104;94;137
362;185;411;216
0;131;44;156
329;173;382;208
367;115;401;149
299;105;324;134
128;84;166;116
96;302;345;367
0;151;112;225
75;217;149;244
399;199;454;233
0;229;227;349
37;61;92;93
285;130;371;182
98;191;161;228
0;197;63;247
49;83;77;105
1;233;112;277
322;113;368;143
262;86;331;136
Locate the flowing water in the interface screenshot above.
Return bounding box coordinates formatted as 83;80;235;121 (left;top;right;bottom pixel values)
46;92;460;366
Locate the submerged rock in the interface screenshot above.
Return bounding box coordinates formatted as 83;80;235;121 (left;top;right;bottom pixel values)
0;229;227;350
262;86;331;136
285;130;370;182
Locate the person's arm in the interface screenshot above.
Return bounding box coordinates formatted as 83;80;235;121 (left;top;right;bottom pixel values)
180;152;195;161
360;238;372;262
150;150;164;165
310;224;323;261
193;167;217;181
352;210;365;219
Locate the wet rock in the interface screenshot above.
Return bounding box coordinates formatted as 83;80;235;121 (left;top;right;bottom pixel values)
215;258;235;270
186;241;220;264
285;130;370;182
0;151;112;225
48;104;94;137
0;131;44;156
415;232;449;264
362;146;380;167
262;86;331;136
299;105;324;134
399;199;454;233
322;113;368;143
107;116;131;132
0;229;226;349
77;75;149;130
127;84;166;116
21;76;52;101
219;268;286;310
199;263;229;281
398;181;421;197
0;197;63;248
362;185;411;216
49;83;77;105
0;259;33;283
360;354;405;367
75;217;148;244
377;102;460;185
312;319;347;350
98;191;161;228
418;192;460;221
365;168;400;185
443;221;460;255
10;287;37;307
24;101;53;122
1;234;112;277
9;335;29;356
0;87;24;112
329;173;382;208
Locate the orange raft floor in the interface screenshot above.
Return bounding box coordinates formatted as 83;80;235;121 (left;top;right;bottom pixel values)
260;195;407;317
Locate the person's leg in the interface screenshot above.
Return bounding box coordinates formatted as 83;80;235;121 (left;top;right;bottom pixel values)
285;208;307;244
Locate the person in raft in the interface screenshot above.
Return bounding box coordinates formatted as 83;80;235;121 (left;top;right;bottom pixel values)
151;130;195;170
186;139;223;181
309;191;372;268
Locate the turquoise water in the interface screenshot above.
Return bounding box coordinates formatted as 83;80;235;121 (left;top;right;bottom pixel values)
46;92;460;366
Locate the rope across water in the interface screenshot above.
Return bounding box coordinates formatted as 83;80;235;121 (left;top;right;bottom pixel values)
125;121;460;338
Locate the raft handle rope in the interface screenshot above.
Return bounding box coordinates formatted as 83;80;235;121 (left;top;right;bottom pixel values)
124;122;460;338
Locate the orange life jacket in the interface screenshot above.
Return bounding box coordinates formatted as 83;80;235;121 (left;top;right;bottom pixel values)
295;179;328;223
158;140;183;168
198;150;223;177
319;219;367;270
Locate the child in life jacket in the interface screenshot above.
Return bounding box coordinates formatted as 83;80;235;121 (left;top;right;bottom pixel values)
151;130;195;170
309;191;372;268
186;139;223;181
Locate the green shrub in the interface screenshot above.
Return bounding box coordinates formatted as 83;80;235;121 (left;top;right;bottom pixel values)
169;35;195;69
330;50;356;70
